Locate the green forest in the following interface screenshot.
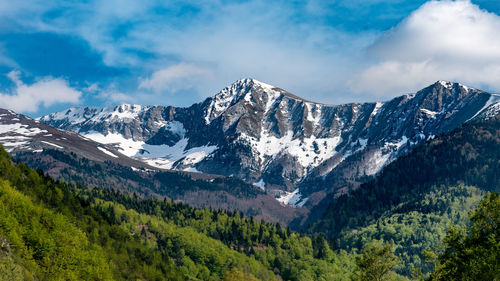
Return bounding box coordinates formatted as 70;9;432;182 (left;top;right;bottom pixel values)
308;117;500;277
0;116;499;280
0;146;362;280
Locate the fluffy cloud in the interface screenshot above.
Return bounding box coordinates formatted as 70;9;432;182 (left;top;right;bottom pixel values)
0;0;378;104
0;71;81;113
139;63;212;93
351;0;500;96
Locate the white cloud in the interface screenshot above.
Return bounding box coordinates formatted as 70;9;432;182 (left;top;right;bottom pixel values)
7;0;500;105
97;90;135;104
351;0;500;96
0;70;81;113
2;0;376;104
139;63;212;93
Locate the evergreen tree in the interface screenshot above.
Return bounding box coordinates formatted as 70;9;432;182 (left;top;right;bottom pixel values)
355;241;400;281
428;192;500;280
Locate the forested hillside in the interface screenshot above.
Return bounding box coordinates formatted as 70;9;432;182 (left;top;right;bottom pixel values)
0;146;367;280
14;148;304;226
0;115;498;280
308;115;500;276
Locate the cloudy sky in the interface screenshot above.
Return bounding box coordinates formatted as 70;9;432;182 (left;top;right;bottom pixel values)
1;0;500;116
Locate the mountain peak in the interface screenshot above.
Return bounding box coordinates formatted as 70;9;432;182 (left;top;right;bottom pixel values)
202;78;283;123
227;78;278;93
433;80;474;92
204;78;316;124
39;104;151;126
437;80;454;89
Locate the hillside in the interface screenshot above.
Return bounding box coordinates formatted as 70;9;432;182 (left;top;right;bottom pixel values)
0;107;304;225
307;114;500;275
0;145;365;280
1;106;498;280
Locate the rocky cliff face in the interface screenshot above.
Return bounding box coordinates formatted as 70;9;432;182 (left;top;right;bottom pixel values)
40;79;500;206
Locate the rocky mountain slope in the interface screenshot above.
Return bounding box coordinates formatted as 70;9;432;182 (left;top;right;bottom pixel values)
40;79;500;207
0;107;301;224
0;108;150;168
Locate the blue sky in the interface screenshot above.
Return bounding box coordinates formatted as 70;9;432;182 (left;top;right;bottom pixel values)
1;0;500;116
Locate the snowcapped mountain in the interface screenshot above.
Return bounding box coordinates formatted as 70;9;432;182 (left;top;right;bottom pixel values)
0;107;302;225
0;108;151;168
39;79;500;206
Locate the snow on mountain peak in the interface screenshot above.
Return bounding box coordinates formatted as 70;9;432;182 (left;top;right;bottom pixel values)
39;104;151;125
110;104;146;120
203;78;282;124
436;80;474;92
438;80;453;89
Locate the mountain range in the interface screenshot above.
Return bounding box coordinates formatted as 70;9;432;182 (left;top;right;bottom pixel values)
1;78;499;279
37;78;500;208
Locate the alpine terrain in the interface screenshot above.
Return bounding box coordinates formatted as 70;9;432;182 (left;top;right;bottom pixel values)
39;79;500;208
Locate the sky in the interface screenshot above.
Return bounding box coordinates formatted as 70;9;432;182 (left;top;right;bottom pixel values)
1;0;500;117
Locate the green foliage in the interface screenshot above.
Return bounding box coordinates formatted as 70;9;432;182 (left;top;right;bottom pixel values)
308;116;500;278
0;179;113;280
89;198;277;281
86;188;357;281
354;241;402;281
0;144;361;280
223;267;260;281
0;255;25;281
427;192;500;281
338;185;485;276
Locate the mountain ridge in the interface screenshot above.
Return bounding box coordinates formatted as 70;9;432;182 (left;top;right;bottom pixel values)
38;79;500;207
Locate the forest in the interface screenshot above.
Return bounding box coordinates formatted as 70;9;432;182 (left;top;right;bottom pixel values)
0;146;368;280
308;117;500;276
0;115;499;280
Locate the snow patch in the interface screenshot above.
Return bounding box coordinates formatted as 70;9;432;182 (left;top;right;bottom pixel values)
467;94;500;121
371;102;383;117
97;147;119;158
144;158;172;169
438;80;453;89
276;188;306;207
40;141;63;149
0;123;47;136
164;121;186;137
253;179;266;190
83;131;217;170
0;136;29;141
305;103;322;125
84;132;142;156
110;104;143;120
420;108;438;118
296;197;308;207
0;140;29;151
364;149;391;176
183;167;201;173
241;130;341;172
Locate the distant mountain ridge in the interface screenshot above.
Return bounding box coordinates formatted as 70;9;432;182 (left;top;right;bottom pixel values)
39;79;500;206
0;107;302;225
0;108;150;169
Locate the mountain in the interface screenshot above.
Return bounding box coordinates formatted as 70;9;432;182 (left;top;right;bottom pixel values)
306;113;500;275
0;107;304;225
3;83;499;279
40;79;500;207
0;146;360;281
0;108;150;169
